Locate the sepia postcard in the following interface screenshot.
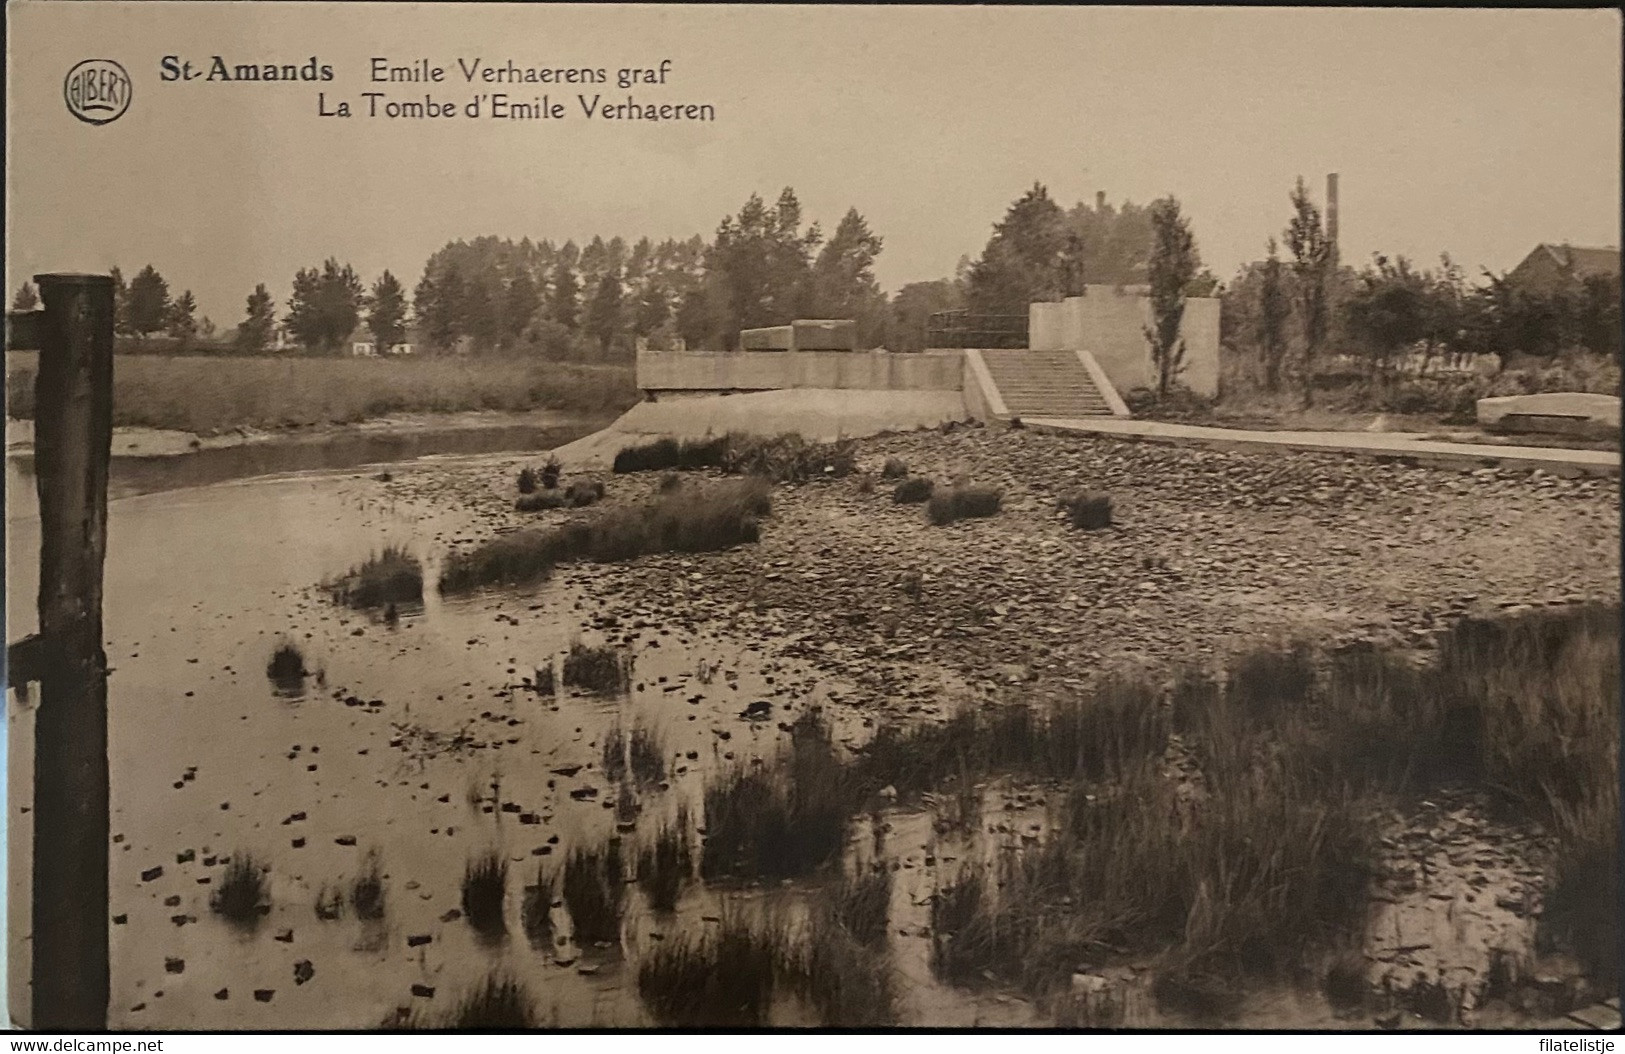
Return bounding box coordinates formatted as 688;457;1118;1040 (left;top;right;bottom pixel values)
4;2;1621;1035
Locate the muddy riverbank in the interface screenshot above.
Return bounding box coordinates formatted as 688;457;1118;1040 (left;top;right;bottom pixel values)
6;422;1617;1028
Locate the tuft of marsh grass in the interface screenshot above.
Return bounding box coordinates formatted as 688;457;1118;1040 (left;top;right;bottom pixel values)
562;840;624;946
448;973;536;1030
603;723;666;785
266;640;306;694
637;807;693;913
350;851;386;921
892;476;934;504
211;854;269;927
461;850;508;939
827;866;892;948
562;642;633;694
521;865;555;948
700;711;850;882
516;467;537;494
1060;491;1112;530
440;477;770;593
636;911;784;1026
795;910;898;1026
926;485;1002;525
325;546;423;608
880;456;909;479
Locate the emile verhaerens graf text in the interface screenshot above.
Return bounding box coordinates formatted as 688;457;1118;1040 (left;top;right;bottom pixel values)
157;56;718;121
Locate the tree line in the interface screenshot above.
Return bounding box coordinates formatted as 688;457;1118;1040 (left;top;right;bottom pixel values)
1223;177;1622;406
14;182;1211;361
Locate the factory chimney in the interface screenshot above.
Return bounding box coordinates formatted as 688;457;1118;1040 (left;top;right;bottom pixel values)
1096;190;1106;212
1326;173;1340;265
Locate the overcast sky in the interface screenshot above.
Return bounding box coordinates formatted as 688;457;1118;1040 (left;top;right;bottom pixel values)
7;4;1620;324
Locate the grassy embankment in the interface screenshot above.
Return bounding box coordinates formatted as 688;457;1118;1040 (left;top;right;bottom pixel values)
4;352;637;435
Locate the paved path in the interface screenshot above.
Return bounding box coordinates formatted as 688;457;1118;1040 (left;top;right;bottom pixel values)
1024;416;1620;477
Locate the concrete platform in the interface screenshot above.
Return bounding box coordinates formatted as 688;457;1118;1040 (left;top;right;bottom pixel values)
548;389;968;469
1023;416;1620;477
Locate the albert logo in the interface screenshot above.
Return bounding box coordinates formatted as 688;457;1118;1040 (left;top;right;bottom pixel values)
64;59;132;125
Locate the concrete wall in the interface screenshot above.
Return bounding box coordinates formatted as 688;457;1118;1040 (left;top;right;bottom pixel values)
1029;286;1221;398
637;348;963;393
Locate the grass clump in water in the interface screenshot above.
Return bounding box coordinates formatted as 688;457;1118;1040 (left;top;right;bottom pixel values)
461;850;508;939
700;711;850;882
603;724;667;786
325;546;423;608
350;851;386;921
211;854;270;927
562;840;624;946
636;911;785;1026
447;973;536;1030
638;807;693;912
521;866;555;948
563;642;634;694
828;865;892;948
266;640;306;694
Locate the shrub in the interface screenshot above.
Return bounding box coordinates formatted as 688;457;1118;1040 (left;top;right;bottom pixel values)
516;467;537;494
325;546;423;608
1060;491;1112;530
539;456;562;490
565;478;606;507
892;477;934;504
926;485;1003;526
880;457;909;479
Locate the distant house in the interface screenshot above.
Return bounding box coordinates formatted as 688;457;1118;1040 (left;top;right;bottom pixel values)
348;324;378;357
272;324;300;352
388;326;420;356
1506;244;1620;297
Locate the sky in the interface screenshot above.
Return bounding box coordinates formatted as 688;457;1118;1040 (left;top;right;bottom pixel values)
6;3;1621;325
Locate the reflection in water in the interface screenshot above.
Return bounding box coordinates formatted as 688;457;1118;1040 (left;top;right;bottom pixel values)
5;420;599;521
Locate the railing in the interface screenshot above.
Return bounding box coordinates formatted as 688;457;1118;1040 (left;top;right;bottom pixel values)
925;310;1029;349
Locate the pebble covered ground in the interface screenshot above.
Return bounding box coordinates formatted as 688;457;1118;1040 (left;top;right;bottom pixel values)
399;423;1620;711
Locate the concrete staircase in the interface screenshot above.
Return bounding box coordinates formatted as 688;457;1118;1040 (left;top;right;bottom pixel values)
978;349;1117;418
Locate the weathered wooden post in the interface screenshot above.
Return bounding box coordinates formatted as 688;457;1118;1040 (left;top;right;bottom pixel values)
28;273;114;1030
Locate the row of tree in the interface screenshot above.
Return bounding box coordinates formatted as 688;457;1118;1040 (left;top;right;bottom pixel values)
1223;179;1622;404
12;267;214;345
15;181;1213;361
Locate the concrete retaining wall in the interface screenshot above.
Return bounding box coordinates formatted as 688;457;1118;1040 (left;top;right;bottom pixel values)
637;348;964;393
1029;286;1221;398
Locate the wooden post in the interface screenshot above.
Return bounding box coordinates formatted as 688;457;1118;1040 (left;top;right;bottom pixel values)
29;273;114;1030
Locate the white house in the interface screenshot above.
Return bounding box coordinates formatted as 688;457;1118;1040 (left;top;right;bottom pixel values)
348;324;379;357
